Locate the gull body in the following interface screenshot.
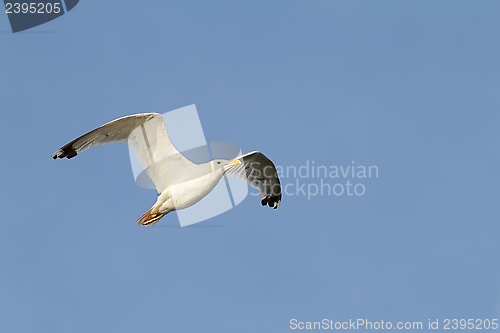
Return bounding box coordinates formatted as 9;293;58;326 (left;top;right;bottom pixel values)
153;162;226;213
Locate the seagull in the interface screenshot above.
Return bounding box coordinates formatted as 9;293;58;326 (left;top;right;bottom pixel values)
52;113;281;226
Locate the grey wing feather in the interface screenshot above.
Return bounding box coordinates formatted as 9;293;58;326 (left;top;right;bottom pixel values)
226;151;282;209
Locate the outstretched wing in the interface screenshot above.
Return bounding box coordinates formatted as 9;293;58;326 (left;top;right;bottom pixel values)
52;113;195;193
51;113;159;159
225;151;282;209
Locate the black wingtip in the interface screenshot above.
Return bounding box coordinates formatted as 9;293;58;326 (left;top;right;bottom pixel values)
51;147;78;160
66;149;77;159
268;196;281;209
51;150;62;159
261;196;281;209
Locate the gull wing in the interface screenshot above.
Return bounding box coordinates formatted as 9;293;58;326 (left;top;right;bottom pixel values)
52;113;196;193
225;151;282;209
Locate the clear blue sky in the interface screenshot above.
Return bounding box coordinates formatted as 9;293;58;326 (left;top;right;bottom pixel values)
1;1;500;332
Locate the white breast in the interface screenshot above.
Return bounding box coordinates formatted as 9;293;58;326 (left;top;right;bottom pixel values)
158;169;224;212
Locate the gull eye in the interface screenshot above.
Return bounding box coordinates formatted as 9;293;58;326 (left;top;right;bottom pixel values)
217;161;221;164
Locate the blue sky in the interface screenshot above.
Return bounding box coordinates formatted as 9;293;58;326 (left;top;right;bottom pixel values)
1;1;500;332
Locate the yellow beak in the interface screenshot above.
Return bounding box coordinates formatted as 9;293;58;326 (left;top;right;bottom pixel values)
226;159;241;167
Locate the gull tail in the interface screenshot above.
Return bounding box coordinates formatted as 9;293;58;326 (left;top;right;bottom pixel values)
136;208;166;226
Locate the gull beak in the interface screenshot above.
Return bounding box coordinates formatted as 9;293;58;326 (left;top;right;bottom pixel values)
226;159;241;167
